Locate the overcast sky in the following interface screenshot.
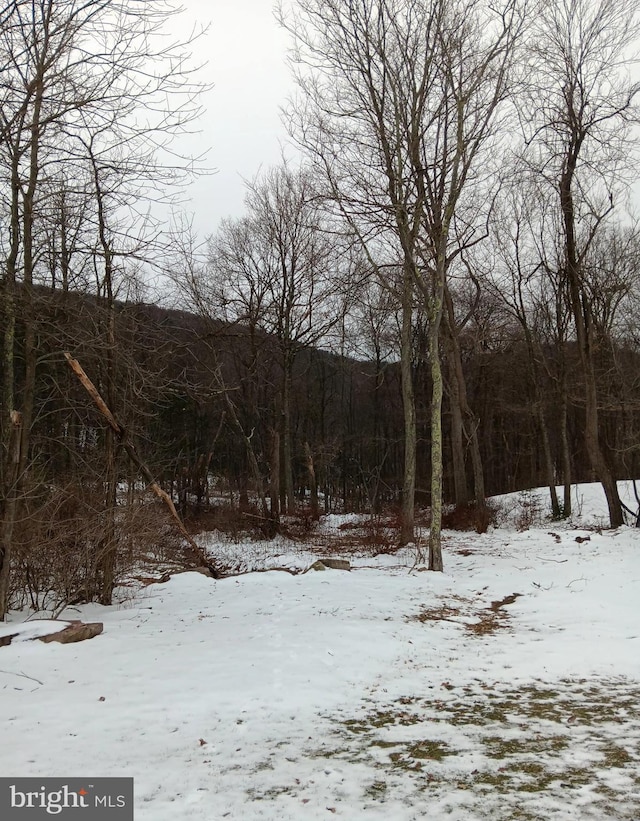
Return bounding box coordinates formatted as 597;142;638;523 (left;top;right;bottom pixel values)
174;1;297;240
170;1;640;242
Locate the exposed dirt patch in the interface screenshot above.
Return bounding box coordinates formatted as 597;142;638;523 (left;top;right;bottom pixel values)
412;592;523;636
412;604;464;624
490;592;522;610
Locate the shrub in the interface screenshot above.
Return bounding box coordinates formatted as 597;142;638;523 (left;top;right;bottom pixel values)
442;501;497;534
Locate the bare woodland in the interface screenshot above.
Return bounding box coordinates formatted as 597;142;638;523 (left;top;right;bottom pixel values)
1;0;640;617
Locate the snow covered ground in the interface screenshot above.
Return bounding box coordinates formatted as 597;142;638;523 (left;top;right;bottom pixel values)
1;483;640;820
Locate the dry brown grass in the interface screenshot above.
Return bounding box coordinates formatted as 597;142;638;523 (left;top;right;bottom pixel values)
412;592;522;636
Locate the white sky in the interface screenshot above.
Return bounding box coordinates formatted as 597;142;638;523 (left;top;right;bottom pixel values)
169;1;640;241
174;0;297;240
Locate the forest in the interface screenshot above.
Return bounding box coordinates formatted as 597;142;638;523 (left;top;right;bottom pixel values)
1;0;640;617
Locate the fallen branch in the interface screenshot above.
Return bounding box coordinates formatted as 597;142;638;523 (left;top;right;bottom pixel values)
64;353;218;578
0;669;44;686
214;566;303;579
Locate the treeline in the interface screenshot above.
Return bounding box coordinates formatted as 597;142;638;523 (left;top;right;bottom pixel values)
5;282;640;521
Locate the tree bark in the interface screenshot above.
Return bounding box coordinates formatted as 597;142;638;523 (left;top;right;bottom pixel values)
446;339;470;507
426;246;447;571
270;429;280;519
444;286;485;507
400;264;416;545
537;403;560;517
559;380;572;516
282;359;295;514
428;288;445;572
17;75;44;481
305;441;320;520
0;412;22;620
91;153;118;605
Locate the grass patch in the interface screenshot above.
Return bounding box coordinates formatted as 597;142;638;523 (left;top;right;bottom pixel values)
246;785;294;801
400;740;453;762
601;743;633;768
482;733;569;757
314;677;640;820
364;780;388;800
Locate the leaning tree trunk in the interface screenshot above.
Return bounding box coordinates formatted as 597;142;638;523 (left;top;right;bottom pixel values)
65;354;221;573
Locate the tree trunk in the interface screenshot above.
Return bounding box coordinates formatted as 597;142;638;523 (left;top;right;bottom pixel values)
428;315;444;572
270;429;280;519
537;403;560;517
222;392;271;523
64;354;220;571
559;379;572;516
584;360;623;526
0;412;22;620
17;75;45;485
100;426;118;605
282;358;295;514
428;265;445;572
2;148;21;443
468;423;486;509
305;441;320;520
444;287;485;507
0;84;39;620
445;339;470;507
400;264;416;544
91;152;118;605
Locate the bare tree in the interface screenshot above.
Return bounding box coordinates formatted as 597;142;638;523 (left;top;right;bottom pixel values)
488;180;572;516
522;0;640;528
0;0;207;617
279;0;525;567
195;164;344;515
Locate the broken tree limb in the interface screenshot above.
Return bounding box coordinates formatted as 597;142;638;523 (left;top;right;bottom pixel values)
64;352;218;576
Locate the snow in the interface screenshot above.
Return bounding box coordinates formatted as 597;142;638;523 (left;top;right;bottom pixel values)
0;619;74;643
1;482;640;820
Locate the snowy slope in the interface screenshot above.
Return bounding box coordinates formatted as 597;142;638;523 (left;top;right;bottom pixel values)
1;482;639;820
